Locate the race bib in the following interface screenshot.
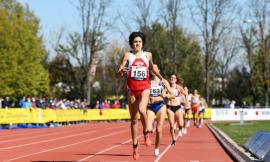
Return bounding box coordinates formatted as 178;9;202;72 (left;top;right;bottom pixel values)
131;66;147;80
150;86;162;96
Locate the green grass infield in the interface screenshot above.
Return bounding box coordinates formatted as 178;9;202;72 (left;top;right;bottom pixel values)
213;120;270;146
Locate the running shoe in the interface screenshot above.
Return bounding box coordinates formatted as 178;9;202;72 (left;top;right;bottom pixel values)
171;140;176;146
178;129;183;136
154;148;160;157
186;120;190;127
182;128;187;134
144;133;151;147
133;145;139;160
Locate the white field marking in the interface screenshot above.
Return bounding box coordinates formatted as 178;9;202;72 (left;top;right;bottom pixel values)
0;130;73;143
0;123;126;138
0;126;81;138
0;129;53;138
0;131;96;150
78;123;170;161
3;129;129;162
0;125;83;138
1;124;127;143
154;134;179;162
0;125;127;149
78;134;143;162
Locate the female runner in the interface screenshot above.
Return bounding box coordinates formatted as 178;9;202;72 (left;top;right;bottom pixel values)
146;64;174;156
166;74;186;145
116;32;165;160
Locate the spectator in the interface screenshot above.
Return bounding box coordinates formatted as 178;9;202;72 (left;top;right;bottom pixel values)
32;97;37;108
230;100;236;109
2;96;13;108
98;101;104;109
97;100;104;115
104;100;110;109
111;100;120;109
22;97;32;108
95;100;99;108
19;97;26;108
224;99;230;108
0;98;2;108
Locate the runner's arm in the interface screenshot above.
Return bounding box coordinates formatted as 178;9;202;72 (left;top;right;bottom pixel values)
116;52;129;79
162;80;175;99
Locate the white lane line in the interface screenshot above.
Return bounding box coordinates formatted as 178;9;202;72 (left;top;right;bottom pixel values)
0;125;127;150
79;123;170;161
0;125;105;143
0;129;53;138
78;135;143;162
0;130;72;143
0;123;126;138
0;131;96;150
3;129;129;162
154;135;179;162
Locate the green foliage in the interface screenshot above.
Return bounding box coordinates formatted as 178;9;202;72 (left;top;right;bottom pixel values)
0;0;49;99
225;67;264;106
225;67;252;105
142;22;203;91
47;54;84;99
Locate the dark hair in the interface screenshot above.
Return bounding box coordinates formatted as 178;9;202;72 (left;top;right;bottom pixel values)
128;32;146;49
178;77;184;86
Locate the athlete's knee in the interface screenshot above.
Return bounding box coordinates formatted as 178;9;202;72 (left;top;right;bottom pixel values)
130;118;137;125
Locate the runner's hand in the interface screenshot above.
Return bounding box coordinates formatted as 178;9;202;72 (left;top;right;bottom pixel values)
120;67;129;75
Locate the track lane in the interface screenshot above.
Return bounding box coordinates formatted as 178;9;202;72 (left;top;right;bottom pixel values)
0;121;234;162
0;122;128;161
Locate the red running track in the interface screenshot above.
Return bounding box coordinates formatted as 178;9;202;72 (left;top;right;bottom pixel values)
0;121;233;162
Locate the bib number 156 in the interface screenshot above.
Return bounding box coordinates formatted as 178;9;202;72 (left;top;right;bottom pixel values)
131;66;147;80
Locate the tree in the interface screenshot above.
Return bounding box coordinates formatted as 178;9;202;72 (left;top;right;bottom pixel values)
239;19;260;105
0;0;49;99
215;34;239;105
143;22;203;92
190;0;236;103
160;0;183;73
225;67;253;106
47;53;81;99
248;0;270;106
57;0;110;104
132;0;153;32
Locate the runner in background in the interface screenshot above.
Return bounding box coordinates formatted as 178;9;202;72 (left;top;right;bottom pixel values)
198;97;208;128
191;89;201;127
146;64;174;157
166;74;186;145
184;86;193;132
178;77;188;135
116;31;165;160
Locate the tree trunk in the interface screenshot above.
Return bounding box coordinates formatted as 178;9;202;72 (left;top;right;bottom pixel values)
87;45;99;105
204;58;209;104
264;62;269;107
